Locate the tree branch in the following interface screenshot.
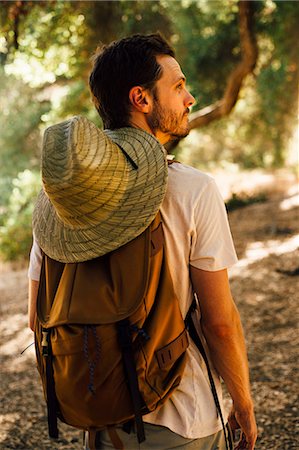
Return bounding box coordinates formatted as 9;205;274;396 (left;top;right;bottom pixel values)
11;1;27;50
167;0;258;151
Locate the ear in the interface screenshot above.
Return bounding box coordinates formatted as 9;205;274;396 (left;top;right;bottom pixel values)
129;86;152;113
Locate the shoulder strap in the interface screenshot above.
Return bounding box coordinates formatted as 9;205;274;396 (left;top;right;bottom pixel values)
117;319;145;444
167;158;180;166
40;327;59;439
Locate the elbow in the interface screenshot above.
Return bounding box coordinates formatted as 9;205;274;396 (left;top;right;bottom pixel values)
202;304;242;341
202;321;239;341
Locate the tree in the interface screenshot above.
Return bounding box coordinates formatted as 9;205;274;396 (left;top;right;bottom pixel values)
167;0;258;151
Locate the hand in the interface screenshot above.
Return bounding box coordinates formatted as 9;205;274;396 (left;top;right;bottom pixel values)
228;405;257;450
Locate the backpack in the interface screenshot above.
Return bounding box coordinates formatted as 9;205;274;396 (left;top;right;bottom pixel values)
34;211;190;448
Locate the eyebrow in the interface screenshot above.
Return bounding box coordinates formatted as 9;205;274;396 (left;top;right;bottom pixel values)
173;76;186;86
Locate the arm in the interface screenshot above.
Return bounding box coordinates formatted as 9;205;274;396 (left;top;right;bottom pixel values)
28;279;39;331
28;237;43;331
190;266;257;450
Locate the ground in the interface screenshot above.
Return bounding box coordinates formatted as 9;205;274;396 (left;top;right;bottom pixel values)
0;171;298;449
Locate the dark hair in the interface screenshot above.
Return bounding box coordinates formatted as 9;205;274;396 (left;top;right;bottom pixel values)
89;33;175;129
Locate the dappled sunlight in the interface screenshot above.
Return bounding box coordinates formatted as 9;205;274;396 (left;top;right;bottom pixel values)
5;54;56;86
0;312;34;370
0;413;21;443
280;195;299;211
0;312;27;338
230;235;299;277
0;325;34;361
279;185;299;211
213;169;295;202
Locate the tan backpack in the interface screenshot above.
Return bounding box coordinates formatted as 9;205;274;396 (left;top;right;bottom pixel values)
34;212;189;448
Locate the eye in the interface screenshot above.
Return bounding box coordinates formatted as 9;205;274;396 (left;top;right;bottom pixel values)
176;83;183;91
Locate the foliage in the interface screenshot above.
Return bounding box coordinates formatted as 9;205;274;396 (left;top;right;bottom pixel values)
0;68;50;176
167;0;240;107
1;1;297;166
0;170;41;261
173;0;298;169
0;67;49;243
0;67;47;260
254;0;299;167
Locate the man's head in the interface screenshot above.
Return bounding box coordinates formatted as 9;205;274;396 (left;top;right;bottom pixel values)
89;33;195;143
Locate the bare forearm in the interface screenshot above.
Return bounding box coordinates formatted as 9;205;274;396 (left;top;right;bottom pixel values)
190;267;254;409
202;308;253;410
28;279;39;331
190;264;257;448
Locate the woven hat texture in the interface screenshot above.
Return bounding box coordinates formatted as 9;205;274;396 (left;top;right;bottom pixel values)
32;116;167;263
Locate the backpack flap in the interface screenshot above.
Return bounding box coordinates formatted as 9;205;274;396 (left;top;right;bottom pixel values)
37;213;164;328
37;222;154;328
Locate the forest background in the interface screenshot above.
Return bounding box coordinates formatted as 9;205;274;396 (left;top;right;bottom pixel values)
0;0;298;261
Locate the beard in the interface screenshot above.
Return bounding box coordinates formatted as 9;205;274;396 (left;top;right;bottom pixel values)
147;99;190;141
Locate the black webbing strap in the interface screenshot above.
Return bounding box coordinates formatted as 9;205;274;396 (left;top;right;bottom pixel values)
117;319;145;444
42;329;59;439
185;300;233;450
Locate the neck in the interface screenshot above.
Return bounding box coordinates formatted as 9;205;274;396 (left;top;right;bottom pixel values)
129;114;170;146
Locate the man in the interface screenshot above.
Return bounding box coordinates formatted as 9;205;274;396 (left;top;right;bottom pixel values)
28;34;257;449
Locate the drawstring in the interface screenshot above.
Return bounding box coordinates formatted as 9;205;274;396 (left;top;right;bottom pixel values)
83;325;101;395
20;342;34;355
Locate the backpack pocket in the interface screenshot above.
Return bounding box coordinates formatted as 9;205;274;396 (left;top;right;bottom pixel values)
46;324;135;430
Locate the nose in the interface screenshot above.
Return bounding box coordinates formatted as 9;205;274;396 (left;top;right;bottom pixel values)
185;90;196;108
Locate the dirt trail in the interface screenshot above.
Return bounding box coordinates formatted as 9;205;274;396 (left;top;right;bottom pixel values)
0;177;298;449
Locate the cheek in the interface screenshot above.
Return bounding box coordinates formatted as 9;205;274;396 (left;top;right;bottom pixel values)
167;98;181;112
159;95;171;109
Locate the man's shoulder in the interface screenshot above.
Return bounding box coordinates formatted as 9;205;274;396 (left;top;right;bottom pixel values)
167;162;214;195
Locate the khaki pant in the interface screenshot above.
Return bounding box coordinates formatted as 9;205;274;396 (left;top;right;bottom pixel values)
85;422;232;450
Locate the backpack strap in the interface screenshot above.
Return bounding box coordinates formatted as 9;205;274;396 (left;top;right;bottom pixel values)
185;297;233;450
167;157;180;166
41;328;59;439
117;319;146;444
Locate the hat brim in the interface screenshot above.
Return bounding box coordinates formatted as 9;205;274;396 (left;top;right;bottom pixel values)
33;122;167;263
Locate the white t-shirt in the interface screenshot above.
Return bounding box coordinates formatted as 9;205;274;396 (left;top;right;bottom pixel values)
28;162;238;439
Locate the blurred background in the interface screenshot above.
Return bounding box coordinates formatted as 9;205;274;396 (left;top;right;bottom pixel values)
0;1;298;449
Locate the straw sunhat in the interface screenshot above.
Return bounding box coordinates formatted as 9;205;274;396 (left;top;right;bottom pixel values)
32;116;167;263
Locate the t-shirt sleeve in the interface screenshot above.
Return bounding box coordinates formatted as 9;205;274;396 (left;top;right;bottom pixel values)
28;235;42;281
190;179;238;271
